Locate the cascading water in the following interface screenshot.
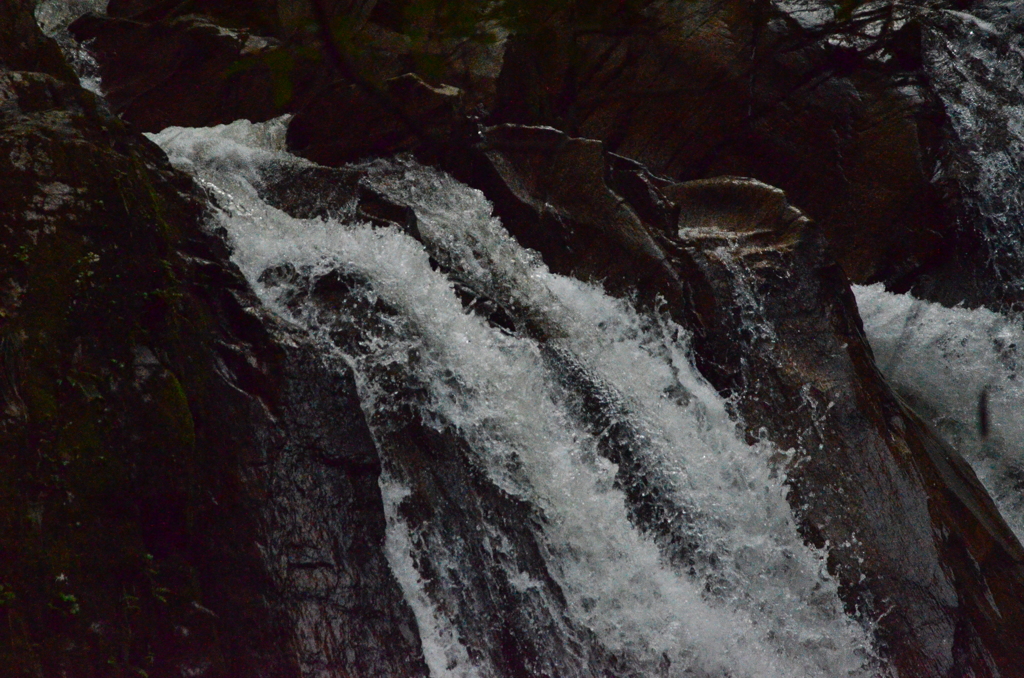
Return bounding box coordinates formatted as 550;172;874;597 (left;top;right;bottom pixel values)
854;284;1024;541
148;118;881;677
846;0;1024;542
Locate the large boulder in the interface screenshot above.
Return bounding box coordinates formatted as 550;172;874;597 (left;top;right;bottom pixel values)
69;1;483;134
286;73;466;166
0;0;78;82
444;124;712;329
669;176;1024;676
69;12;327;132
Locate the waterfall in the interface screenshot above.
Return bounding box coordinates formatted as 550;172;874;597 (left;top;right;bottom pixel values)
20;0;1024;674
855;284;1024;542
149;118;879;677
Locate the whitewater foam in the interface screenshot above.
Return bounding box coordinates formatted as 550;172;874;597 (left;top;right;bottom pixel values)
855;284;1024;541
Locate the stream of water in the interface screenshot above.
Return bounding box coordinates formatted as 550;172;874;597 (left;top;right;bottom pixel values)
32;0;1024;674
149;118;879;677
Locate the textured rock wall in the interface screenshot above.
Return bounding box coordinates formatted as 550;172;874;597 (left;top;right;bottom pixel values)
489;0;953;288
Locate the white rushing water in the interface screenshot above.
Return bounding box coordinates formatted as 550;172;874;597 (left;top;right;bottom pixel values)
855;284;1024;541
150;118;880;678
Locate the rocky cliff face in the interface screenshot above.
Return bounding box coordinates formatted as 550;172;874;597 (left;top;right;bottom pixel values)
64;0;963;285
5;0;1024;677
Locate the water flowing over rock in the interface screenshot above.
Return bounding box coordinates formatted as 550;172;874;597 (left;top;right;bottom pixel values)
855;284;1024;542
391;121;1024;675
153;119;881;678
6;1;1024;677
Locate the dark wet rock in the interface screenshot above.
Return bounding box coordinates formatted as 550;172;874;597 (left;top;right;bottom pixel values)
489;0;954;289
105;0;286;35
0;64;282;678
907;9;1024;312
0;0;78;82
262;345;429;678
243;157;421;231
255;162;366;220
439;124;717;336
0;9;428;676
105;0;383;38
69;3;468;136
69;12;326;132
430;123;1024;676
287;73;465;166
